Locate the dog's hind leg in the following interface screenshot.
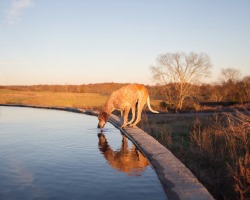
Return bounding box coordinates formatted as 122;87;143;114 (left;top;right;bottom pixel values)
127;104;136;125
130;105;142;127
130;96;147;127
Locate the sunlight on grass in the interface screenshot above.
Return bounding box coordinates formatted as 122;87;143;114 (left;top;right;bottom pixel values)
0;90;108;110
0;89;160;111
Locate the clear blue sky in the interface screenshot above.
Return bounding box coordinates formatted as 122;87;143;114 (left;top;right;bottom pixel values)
0;0;249;85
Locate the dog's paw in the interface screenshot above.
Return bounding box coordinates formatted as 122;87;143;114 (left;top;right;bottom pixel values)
128;124;135;128
121;124;127;128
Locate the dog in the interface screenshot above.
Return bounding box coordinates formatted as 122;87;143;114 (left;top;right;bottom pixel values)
97;84;159;128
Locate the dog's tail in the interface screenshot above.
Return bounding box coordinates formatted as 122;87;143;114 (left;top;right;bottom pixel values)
147;96;159;113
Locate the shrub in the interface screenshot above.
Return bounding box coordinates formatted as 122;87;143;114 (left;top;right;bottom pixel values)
190;111;250;200
159;101;168;111
141;110;250;199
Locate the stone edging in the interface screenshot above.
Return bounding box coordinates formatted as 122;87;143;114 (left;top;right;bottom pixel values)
0;105;214;200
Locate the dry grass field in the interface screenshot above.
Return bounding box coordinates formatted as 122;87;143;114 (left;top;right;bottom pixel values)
138;111;250;200
0;89;161;111
0;89;107;110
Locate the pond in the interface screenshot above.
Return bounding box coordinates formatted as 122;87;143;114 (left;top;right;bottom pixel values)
0;106;166;200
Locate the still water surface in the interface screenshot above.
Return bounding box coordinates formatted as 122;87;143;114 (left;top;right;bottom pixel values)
0;106;166;200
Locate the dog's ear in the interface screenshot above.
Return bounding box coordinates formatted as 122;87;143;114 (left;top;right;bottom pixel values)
98;111;109;123
102;112;109;123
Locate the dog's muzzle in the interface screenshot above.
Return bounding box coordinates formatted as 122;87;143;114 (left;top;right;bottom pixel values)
97;123;104;129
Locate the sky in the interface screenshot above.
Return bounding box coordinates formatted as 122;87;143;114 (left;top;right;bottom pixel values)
0;0;249;85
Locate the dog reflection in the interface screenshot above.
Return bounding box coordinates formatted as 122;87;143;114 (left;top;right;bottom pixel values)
98;133;149;175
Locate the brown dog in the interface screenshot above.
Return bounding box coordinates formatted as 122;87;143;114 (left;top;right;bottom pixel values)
97;84;158;128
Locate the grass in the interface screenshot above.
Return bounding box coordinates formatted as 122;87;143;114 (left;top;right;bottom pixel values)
138;111;250;200
0;89;108;110
0;89;161;111
138;112;212;147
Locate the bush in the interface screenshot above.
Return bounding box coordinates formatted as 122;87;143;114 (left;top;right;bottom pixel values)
190;111;250;200
141;110;250;199
159;101;168;110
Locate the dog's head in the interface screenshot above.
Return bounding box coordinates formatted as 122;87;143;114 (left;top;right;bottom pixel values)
97;111;109;128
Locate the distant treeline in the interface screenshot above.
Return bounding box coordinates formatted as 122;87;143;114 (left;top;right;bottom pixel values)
0;83;127;95
1;80;250;107
149;81;250;106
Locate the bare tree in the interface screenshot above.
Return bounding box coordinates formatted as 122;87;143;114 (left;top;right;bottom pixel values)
151;52;212;110
219;68;242;102
237;76;250;103
220;68;241;83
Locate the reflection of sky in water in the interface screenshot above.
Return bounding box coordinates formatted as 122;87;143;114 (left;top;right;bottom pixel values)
0;106;166;200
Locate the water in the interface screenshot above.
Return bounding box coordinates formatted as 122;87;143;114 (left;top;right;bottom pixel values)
0;106;166;200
